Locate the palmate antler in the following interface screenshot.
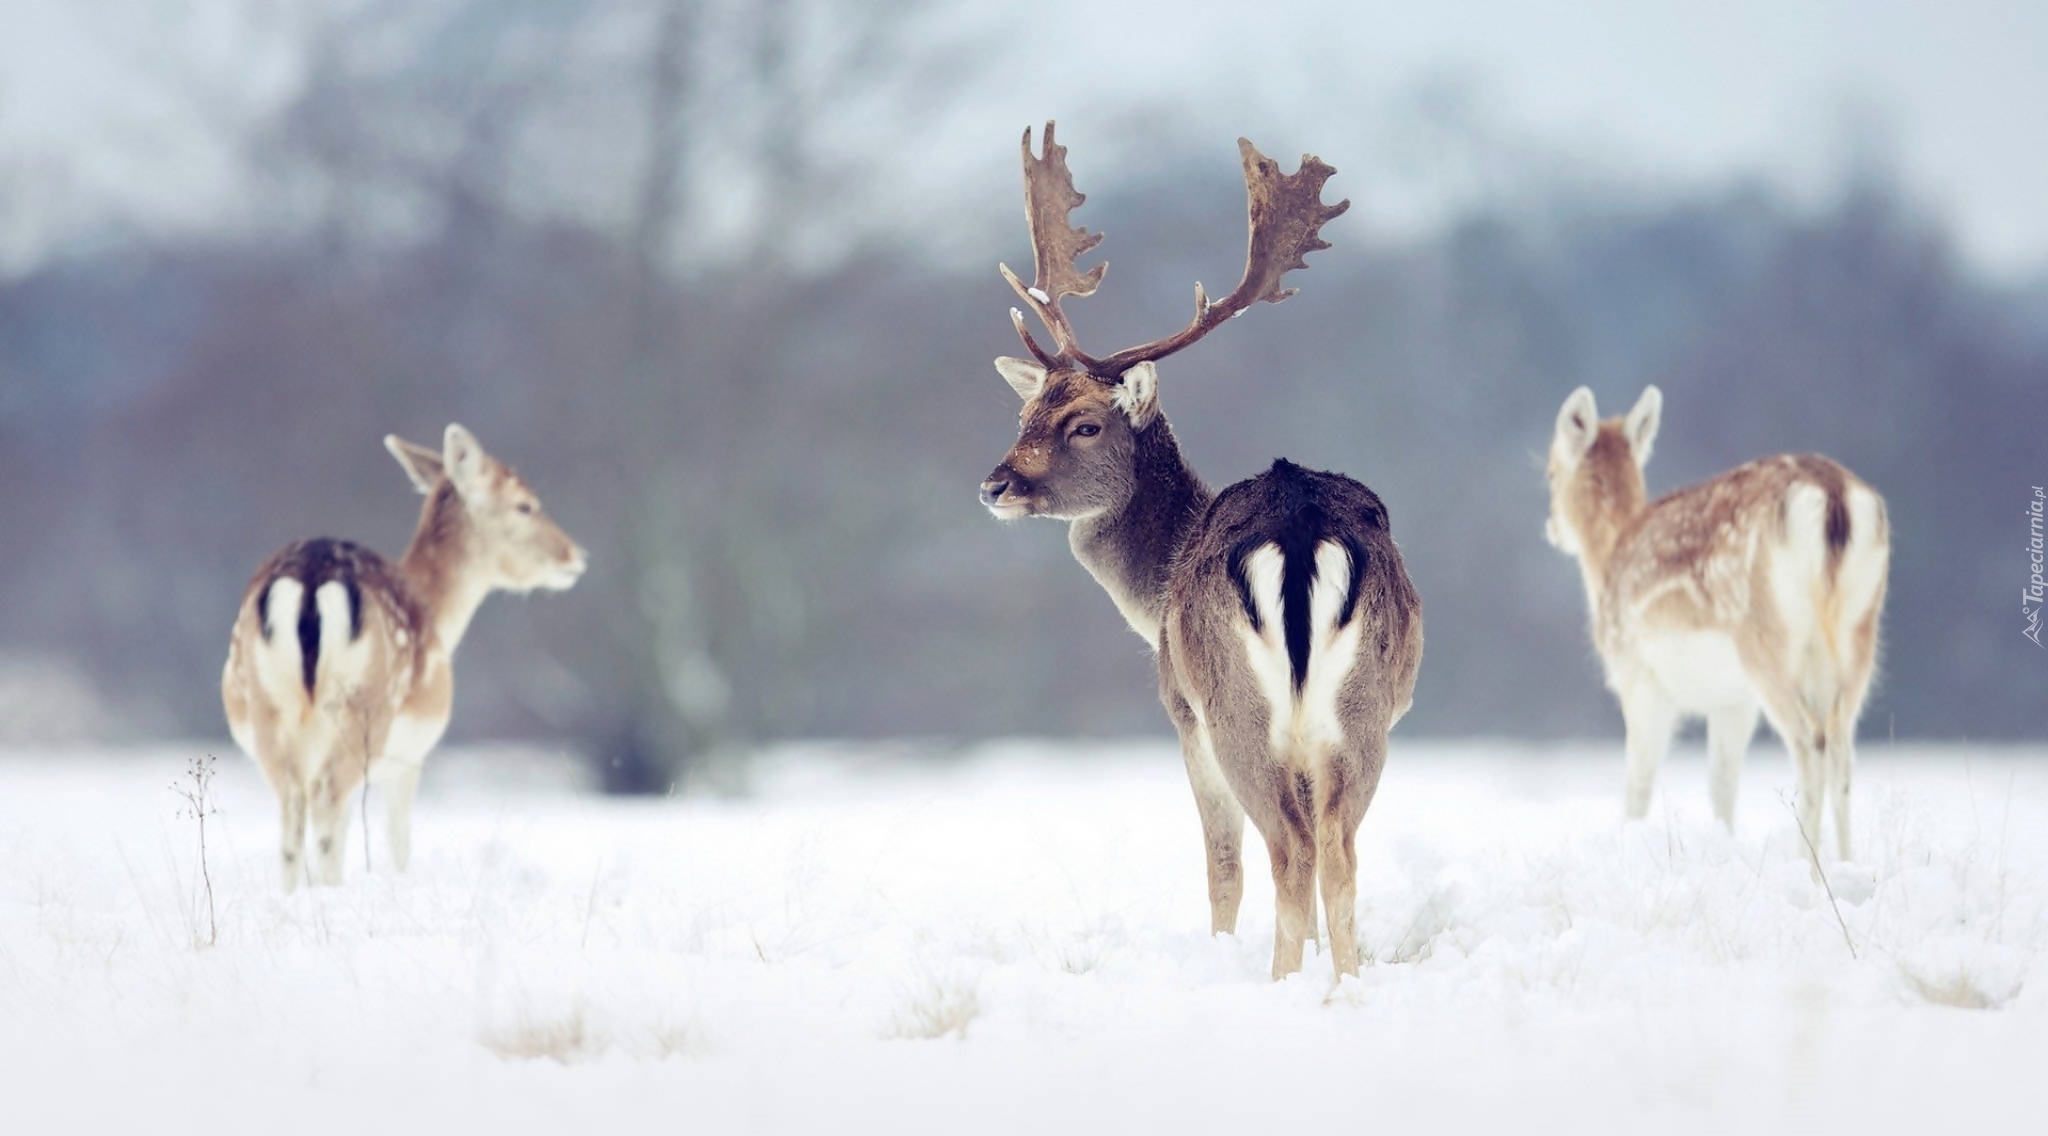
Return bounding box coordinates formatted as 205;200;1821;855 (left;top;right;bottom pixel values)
1000;122;1350;380
998;122;1104;368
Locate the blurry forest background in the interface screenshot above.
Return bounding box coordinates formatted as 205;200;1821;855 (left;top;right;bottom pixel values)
1;0;2043;790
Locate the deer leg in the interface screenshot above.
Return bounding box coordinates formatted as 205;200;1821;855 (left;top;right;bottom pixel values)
277;780;308;893
1755;688;1828;878
1619;687;1676;820
1264;778;1319;981
381;760;424;873
1706;703;1758;829
1314;814;1358;976
254;722;308;893
308;753;366;887
1825;629;1876;863
1168;699;1246;936
1317;739;1384;979
1825;728;1855;863
1314;796;1362;977
1826;677;1870;862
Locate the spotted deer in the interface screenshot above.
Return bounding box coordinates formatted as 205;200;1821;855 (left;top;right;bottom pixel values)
1544;386;1888;861
978;124;1423;978
222;425;586;890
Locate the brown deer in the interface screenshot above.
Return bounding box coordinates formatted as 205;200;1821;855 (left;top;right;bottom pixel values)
978;123;1423;979
222;425;586;890
1544;386;1888;861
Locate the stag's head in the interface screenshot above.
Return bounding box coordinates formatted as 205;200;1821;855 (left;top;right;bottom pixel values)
385;424;589;593
979;122;1348;521
1544;385;1661;559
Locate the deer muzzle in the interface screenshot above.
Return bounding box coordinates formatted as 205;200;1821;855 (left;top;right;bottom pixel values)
980;466;1031;518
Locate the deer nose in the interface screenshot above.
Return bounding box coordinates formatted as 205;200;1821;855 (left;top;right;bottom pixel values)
980;470;1022;506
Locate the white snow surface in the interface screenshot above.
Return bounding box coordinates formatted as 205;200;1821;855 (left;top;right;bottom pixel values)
4;739;2046;1133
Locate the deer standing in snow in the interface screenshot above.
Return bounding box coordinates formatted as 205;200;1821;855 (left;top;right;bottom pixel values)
979;124;1423;978
1544;386;1888;860
222;425;586;889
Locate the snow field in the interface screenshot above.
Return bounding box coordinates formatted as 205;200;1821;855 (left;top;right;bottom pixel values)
1;740;2045;1133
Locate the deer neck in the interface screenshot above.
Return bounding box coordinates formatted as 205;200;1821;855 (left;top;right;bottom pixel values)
1573;497;1645;629
398;483;494;656
1069;415;1212;647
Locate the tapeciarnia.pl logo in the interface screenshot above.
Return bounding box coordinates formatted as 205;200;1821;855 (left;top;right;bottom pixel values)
2027;486;2046;648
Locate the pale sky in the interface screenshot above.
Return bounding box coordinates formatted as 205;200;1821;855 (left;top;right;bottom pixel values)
2;0;2043;279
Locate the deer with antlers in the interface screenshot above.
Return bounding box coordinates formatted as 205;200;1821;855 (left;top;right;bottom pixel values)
979;123;1423;979
222;425;586;890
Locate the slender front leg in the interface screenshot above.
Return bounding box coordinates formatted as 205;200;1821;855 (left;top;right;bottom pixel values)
381;761;425;872
1706;704;1758;829
1175;722;1245;935
1620;686;1676;820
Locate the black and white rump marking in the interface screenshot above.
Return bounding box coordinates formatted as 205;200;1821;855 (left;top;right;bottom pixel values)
252;540;391;697
1164;460;1421;979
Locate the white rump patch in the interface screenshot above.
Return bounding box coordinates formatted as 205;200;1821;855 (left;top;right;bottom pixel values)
313;580;370;703
254;578;308;707
1236;540;1364;762
1766;482;1832;663
263;578;303;641
1834;486;1890;633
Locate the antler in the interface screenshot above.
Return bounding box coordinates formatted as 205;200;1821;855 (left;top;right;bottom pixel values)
999;122;1107;369
1092;139;1348;376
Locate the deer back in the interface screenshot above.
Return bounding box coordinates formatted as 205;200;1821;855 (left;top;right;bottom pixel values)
1602;454;1886;654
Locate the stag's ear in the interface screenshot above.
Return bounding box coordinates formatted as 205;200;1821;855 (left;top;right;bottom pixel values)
1113;361;1160;429
443;423;494;497
384;435;445;495
1624;385;1662;468
1554;387;1599;467
994;357;1046;401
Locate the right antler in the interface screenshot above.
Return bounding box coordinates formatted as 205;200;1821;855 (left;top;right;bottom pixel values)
1000;124;1350;381
1093;139;1349;376
999;122;1107;370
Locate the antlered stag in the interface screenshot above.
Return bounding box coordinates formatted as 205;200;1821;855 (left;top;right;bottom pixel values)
222;425;586;890
1544;386;1888;861
979;124;1423;978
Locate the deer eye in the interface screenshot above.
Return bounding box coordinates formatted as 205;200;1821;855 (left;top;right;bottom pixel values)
516;502;535;516
1072;423;1100;439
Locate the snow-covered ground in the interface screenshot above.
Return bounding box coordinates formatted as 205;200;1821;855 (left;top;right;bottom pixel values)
3;739;2045;1133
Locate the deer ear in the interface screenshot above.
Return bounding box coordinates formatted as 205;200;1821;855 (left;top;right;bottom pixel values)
384;435;444;495
442;423;492;496
1624;385;1662;468
1554;387;1599;466
994;356;1046;401
1113;361;1160;429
